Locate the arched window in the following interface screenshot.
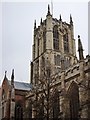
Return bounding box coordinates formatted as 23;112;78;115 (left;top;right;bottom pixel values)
63;33;69;53
52;89;60;119
43;30;46;51
15;101;23;120
53;26;59;50
28;102;32;119
37;95;44;119
69;81;79;120
37;38;39;56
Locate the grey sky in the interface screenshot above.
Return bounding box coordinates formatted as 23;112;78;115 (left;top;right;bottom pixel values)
0;1;88;85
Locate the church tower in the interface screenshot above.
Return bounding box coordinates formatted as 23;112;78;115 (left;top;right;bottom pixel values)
31;5;77;84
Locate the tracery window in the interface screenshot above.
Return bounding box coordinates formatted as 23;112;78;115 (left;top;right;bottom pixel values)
54;55;60;66
37;39;39;56
52;89;60;119
28;103;32;119
43;30;46;51
15;101;23;120
37;95;44;119
69;81;79;120
53;26;59;50
63;33;69;53
34;60;39;84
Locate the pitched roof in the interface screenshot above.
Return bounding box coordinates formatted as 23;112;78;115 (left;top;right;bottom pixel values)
8;80;32;91
14;81;32;91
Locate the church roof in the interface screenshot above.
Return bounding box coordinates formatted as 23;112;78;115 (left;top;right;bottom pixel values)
8;80;32;91
14;81;32;91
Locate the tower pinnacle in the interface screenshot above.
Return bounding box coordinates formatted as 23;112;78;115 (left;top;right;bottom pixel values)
40;18;42;25
60;14;62;21
70;14;73;25
78;35;84;60
4;71;7;80
47;4;51;15
11;69;14;86
34;20;36;29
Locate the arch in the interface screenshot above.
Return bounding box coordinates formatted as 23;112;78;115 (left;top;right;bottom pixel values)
28;101;32;119
52;88;60;119
63;33;69;53
15;101;23;120
43;30;46;51
53;25;59;50
68;81;79;119
37;94;44;119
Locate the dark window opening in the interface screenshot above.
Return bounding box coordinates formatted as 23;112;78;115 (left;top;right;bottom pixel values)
37;96;44;118
37;39;39;56
52;90;60;119
53;26;59;50
54;55;60;66
63;33;69;53
43;31;46;51
69;82;79;120
28;104;32;119
15;102;23;120
34;60;39;84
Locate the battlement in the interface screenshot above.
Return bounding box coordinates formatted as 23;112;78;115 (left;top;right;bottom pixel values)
64;56;90;80
52;55;90;86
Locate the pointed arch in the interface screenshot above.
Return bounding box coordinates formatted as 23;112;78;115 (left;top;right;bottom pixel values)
28;101;32;119
37;94;44;119
68;81;79;119
15;101;23;120
63;32;69;53
53;25;59;50
52;88;60;119
43;28;46;51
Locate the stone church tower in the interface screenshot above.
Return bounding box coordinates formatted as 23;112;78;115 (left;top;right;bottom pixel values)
31;5;77;85
26;4;90;120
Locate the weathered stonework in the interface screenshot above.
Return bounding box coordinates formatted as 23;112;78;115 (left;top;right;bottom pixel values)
26;5;90;119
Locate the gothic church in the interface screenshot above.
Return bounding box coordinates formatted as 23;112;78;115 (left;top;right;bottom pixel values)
25;5;90;119
1;4;90;120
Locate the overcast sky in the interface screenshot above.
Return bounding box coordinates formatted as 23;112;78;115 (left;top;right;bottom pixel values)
0;1;88;85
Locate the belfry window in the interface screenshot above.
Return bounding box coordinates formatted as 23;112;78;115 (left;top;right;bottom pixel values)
43;30;46;51
53;26;59;50
37;39;39;56
63;33;69;52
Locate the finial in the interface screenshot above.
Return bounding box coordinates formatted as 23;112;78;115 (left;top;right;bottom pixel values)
11;69;14;81
5;71;7;76
34;20;36;29
40;18;42;25
70;14;73;24
60;14;62;21
47;4;50;15
4;71;7;79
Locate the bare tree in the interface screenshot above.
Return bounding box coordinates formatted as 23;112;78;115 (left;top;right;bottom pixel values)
25;62;61;120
